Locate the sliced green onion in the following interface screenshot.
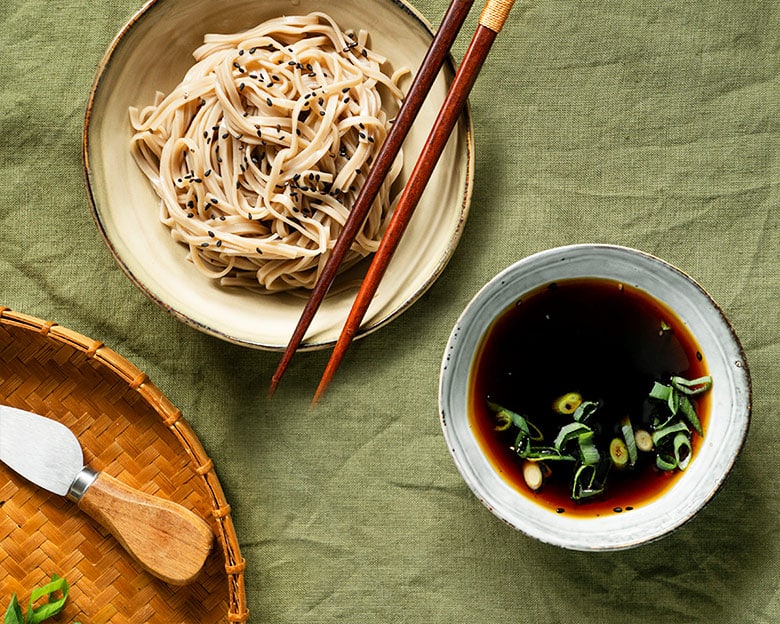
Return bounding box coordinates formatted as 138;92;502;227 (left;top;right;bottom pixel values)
653;421;692;471
577;431;600;466
552;392;582;415
4;595;24;624
609;437;629;469
519;446;576;462
522;460;544;490
671;375;713;396
488;403;544;440
553;421;592;451
678;395;703;435
634;429;654;452
673;431;692;470
649;382;672;402
656;453;678;471
573;400;600;423
620;415;638;466
667;386;680;416
494;411;512;431
571;463;608;500
652;420;690;446
513;431;531;457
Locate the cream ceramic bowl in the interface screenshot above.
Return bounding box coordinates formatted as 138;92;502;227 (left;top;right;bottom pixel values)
439;244;751;551
84;0;472;350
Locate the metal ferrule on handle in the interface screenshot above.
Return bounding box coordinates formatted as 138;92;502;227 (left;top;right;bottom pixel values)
67;466;98;501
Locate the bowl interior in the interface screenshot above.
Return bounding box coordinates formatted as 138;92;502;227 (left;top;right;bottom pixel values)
439;244;751;551
85;0;472;350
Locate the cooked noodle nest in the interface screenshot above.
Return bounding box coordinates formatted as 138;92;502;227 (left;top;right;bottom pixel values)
129;12;408;292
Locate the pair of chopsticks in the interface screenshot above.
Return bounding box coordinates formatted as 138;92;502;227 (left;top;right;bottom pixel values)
270;0;518;402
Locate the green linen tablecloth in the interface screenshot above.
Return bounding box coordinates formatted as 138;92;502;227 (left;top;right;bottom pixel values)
1;0;778;622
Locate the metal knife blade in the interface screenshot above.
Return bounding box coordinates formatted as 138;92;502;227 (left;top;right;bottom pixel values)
0;404;214;585
0;404;84;496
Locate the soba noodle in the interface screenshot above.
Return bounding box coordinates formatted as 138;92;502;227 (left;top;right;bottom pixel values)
129;12;407;292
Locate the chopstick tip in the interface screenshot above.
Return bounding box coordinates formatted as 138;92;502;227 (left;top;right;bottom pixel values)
311;380;328;406
268;375;280;398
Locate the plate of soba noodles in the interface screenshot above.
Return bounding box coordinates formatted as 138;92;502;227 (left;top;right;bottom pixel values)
84;0;473;350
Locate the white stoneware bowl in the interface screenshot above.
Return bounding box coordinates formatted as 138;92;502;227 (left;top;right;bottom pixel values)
439;244;751;551
84;0;472;350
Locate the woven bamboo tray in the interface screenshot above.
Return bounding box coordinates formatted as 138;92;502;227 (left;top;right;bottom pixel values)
0;307;249;623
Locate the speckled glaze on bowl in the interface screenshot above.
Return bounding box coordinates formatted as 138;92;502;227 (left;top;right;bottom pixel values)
439;244;751;551
84;0;473;350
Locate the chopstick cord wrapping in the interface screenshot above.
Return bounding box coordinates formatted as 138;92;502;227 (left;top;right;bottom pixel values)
479;0;515;32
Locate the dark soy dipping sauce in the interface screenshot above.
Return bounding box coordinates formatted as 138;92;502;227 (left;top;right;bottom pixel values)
469;277;710;517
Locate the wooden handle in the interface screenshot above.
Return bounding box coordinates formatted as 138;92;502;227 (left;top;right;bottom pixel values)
78;472;214;585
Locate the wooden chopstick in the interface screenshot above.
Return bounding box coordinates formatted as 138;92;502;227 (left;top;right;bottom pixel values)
313;0;518;403
269;0;476;397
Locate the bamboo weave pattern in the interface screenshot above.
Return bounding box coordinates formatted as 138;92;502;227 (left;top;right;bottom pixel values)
0;307;248;623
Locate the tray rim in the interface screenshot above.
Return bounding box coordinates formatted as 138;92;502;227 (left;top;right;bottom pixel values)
0;305;249;623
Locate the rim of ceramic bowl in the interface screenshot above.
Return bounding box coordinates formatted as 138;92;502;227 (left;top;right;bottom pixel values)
83;0;474;351
439;244;751;551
